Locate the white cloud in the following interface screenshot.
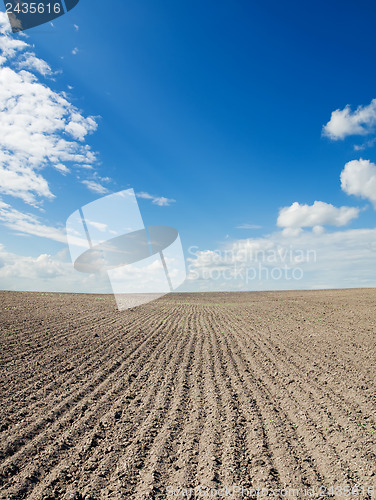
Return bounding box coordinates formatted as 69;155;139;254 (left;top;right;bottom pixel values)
323;99;376;140
136;191;176;206
341;158;376;208
74;24;79;31
0;14;27;63
0;12;98;204
82;180;109;194
153;197;175;206
72;47;79;56
54;163;69;174
17;52;53;76
65;116;97;141
0;151;54;203
280;227;304;237
277;201;360;230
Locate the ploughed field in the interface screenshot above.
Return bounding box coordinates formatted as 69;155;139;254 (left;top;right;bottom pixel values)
0;289;375;499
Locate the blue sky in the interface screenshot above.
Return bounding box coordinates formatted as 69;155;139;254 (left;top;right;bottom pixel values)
1;0;376;292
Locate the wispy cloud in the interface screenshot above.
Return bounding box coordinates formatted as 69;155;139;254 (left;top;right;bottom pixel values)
354;138;376;151
72;47;79;56
0;200;67;243
236;223;262;230
54;163;70;175
136;191;176;206
82;180;109;195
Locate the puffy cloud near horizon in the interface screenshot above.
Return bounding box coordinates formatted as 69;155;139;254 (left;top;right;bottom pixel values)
341;159;376;208
0;12;98;205
323;99;376;140
0;245;111;293
184;227;376;292
2;223;375;293
276;201;360;231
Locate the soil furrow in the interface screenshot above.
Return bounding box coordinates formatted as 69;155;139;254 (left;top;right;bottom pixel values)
1;290;375;499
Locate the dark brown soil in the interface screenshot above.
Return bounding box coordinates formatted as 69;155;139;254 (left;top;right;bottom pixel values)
0;289;375;499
